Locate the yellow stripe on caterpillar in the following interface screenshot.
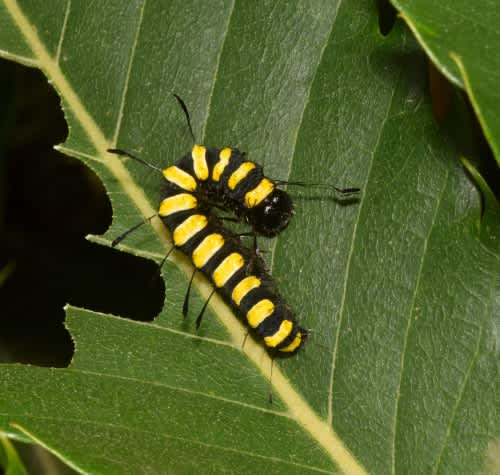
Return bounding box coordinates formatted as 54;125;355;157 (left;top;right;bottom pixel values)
212;253;244;287
279;332;304;353
245;178;274;208
192;145;209;180
264;320;293;348
173;214;207;246
212;148;232;182
232;276;261;305
159;193;197;217
192;233;225;268
228;162;256;190
247;299;274;328
163;166;197;191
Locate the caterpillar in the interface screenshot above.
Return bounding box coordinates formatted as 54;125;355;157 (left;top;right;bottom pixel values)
108;95;359;354
157;144;307;353
109;144;307;353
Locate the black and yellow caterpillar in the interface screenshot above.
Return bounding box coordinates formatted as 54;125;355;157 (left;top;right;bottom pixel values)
108;97;358;355
157;144;306;354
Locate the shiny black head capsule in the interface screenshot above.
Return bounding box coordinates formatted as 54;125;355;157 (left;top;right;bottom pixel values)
247;189;293;237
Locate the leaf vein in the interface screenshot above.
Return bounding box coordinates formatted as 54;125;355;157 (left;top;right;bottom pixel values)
327;39;398;427
391;152;451;475
55;0;71;64
112;0;147;145
200;0;235;142
432;315;486;473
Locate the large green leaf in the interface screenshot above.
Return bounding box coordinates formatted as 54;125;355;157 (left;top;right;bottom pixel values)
390;0;500;164
0;1;497;474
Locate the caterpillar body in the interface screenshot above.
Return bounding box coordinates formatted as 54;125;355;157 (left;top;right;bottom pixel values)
108;97;359;354
159;144;306;354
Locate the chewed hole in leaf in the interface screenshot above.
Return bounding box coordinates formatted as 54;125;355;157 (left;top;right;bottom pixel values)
1;60;166;367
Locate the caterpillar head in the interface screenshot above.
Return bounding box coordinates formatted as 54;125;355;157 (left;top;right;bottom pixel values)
248;189;293;237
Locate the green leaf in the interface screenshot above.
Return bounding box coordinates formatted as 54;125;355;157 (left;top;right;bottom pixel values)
0;1;497;475
0;435;28;475
461;157;500;248
390;0;500;164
